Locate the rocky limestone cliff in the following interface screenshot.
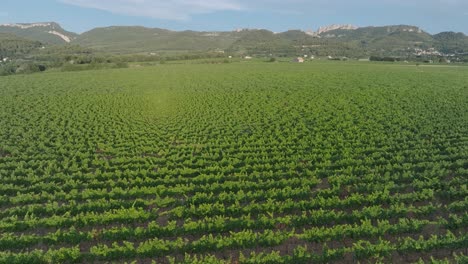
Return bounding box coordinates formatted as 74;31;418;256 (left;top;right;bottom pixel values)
305;24;358;36
317;24;358;34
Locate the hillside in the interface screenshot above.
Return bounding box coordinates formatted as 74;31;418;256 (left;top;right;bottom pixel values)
73;26;361;56
73;24;468;57
0;22;77;45
225;29;364;57
318;25;436;56
75;26;239;53
432;32;468;53
1;22;468;59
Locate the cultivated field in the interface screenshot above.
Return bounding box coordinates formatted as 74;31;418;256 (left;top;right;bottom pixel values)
0;62;467;263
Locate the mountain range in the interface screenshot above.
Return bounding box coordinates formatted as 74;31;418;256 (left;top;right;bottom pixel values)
1;22;468;58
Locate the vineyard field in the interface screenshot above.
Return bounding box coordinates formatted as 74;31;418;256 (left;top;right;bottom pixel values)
0;62;467;263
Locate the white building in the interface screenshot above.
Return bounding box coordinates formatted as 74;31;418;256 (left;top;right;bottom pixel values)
293;57;305;63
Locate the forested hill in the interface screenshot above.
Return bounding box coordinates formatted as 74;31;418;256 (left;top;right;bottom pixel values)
0;22;77;45
0;33;42;59
71;25;468;57
1;22;468;58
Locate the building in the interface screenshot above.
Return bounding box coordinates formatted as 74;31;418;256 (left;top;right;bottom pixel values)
293;57;304;63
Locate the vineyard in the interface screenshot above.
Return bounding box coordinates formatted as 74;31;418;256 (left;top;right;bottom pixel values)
0;62;467;263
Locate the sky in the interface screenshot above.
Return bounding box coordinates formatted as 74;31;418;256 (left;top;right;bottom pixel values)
1;0;467;34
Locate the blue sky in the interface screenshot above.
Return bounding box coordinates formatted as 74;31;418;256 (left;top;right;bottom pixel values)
1;0;467;34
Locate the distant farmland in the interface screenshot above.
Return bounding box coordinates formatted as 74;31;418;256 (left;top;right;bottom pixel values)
0;62;467;263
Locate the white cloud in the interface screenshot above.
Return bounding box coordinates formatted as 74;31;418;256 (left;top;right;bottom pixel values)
58;0;468;22
58;0;244;20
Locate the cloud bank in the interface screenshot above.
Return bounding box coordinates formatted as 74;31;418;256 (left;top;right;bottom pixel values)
58;0;468;21
59;0;244;20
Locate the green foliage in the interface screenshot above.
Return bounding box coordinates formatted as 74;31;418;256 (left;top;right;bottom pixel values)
0;33;42;58
0;61;47;76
